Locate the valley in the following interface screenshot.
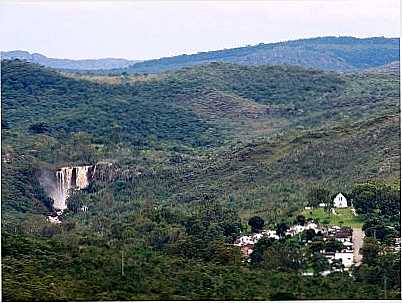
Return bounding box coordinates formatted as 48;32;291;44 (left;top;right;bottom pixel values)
1;55;400;300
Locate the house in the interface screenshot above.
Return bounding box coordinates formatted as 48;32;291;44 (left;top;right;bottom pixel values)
333;193;348;208
234;235;255;246
334;252;354;268
262;230;280;240
341;241;353;253
335;227;353;239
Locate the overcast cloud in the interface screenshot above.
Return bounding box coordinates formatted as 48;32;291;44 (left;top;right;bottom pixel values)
0;0;400;60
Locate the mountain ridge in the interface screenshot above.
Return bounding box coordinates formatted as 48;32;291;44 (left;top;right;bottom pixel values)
120;36;400;74
1;50;140;70
2;36;399;73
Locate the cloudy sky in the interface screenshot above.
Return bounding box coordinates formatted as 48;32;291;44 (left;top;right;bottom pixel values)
0;0;400;60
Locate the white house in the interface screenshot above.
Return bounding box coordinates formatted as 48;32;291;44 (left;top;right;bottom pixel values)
334;252;354;268
333;193;348;208
234;235;255;246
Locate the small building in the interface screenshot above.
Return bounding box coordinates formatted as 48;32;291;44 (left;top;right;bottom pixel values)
341;241;353;252
335;227;352;238
334;252;354;268
234;235;255;246
333;193;348;208
261;230;280;240
335;227;353;245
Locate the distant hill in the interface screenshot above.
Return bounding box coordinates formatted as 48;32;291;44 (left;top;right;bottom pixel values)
121;36;400;74
1;50;140;70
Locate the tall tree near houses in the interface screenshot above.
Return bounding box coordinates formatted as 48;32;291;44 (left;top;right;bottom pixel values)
248;216;265;233
307;187;331;207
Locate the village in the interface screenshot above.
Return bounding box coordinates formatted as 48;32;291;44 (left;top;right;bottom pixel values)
234;193;366;274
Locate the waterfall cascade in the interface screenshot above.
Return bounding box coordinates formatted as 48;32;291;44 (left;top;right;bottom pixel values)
42;162;119;223
50;165;94;211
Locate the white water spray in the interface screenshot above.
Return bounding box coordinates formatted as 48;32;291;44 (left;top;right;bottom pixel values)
51;165;93;211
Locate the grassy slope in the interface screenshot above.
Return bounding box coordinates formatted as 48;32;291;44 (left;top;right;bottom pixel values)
301;208;364;228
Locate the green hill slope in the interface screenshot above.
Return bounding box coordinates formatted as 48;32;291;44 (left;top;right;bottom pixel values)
2;60;399;217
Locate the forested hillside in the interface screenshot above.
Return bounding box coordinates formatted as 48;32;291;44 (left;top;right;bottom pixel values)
118;36;399;74
1;59;400;300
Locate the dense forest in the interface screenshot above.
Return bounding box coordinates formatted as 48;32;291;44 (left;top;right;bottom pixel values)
1;59;400;300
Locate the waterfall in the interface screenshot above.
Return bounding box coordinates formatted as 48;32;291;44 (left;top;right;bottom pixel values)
50;165;93;211
42;162;115;224
76;166;91;189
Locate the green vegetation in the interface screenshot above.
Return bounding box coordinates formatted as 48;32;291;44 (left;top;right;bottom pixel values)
301;208;364;228
1;59;400;300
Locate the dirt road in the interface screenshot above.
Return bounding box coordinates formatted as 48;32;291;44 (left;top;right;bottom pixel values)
353;228;365;265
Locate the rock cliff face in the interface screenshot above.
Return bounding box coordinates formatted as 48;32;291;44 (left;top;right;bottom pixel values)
91;162;117;183
91;162;143;183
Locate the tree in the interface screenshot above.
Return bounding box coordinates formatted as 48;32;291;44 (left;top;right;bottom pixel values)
331;258;344;272
276;222;289;238
350;183;378;214
324;198;334;213
296;214;306;226
307;187;331;207
262;241;305;272
310;252;330;275
248;216;265;233
350;182;400;217
250;236;275;263
67;192;83;213
362;218;389;241
309;240;324;253
360;237;381;265
28;122;49;134
324;240;343;253
209;241;242;265
304;228;316;241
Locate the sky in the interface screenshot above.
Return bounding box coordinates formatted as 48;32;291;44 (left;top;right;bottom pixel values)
0;0;400;60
